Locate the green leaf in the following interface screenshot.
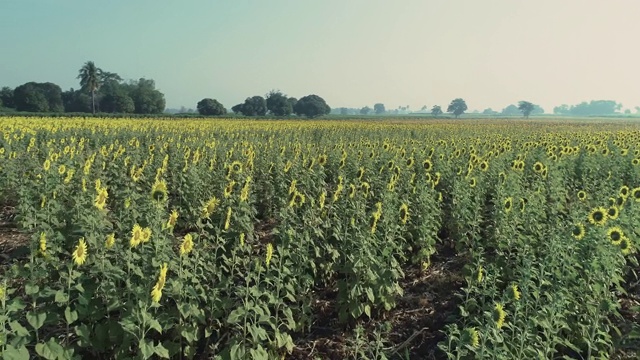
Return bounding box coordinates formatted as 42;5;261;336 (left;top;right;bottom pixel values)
3;344;30;360
148;318;162;334
365;287;375;303
24;284;39;296
139;339;154;360
64;307;78;325
26;311;46;330
155;343;170;358
54;290;68;304
9;321;30;337
74;324;91;342
226;308;245;324
35;338;64;360
364;304;371;318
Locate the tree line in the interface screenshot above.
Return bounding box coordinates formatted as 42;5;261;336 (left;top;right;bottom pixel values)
197;90;331;118
0;62;166;115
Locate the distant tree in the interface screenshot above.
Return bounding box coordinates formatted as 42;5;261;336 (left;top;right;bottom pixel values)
501;104;520;116
568;100;621;116
431;105;443;117
231;103;244;114
625;109;631;115
125;78;166;114
77;61;103;114
293;94;331;118
101;93;135;113
374;103;386;114
553;104;570;115
237;96;267;116
197;98;226;116
62;88;92;113
518;101;535;118
532;105;544;115
482;108;498;115
0;87;15;109
265;90;293;116
360;106;371;115
635;106;640;114
13;82;63;112
287;97;297;110
340;107;349;115
421;105;428;112
447;98;467;118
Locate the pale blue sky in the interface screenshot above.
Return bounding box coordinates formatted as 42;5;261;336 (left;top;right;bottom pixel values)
2;0;639;112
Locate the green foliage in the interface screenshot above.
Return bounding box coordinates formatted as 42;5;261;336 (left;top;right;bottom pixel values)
196;98;227;116
293;94;330;118
265;90;292;117
518;101;535;118
431;105;443;117
447;98;467;118
13;82;64;112
374;103;386;115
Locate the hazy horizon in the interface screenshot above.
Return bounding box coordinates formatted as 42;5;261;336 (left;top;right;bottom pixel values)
2;0;639;113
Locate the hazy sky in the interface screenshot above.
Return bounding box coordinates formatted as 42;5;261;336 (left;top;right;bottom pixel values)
2;0;639;112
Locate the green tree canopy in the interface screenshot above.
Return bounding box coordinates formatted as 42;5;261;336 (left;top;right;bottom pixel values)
447;98;467;118
374;103;386;114
518;101;535;118
197;98;227;116
265;90;293;116
13;82;64;112
293;94;331;118
431;105;443;117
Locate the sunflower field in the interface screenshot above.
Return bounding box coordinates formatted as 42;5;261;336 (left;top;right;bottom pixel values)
0;117;639;359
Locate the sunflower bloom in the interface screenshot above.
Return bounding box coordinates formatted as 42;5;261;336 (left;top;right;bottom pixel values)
39;232;47;257
588;207;608;226
509;284;521;301
166;209;179;229
607;227;624;245
493;303;507;329
72;238;88;266
141;227;152;243
461;328;480;348
151;179;168;202
265;243;274;268
150;263;168;303
572;223;586;240
202;196;220;218
179;234;194;256
399;203;409;224
130;224;143;248
224;207;232;230
105;233;116;249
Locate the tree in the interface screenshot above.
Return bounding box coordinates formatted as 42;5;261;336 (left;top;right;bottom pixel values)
501;104;519;116
77;61;103;114
13;82;63;112
0;87;15;109
518;101;535;118
237;96;267;116
293;94;331;118
101;93;135;113
447;98;467;118
431;105;443;117
197;98;226;116
339;107;349;115
231;104;244;114
265;90;293;116
635;106;640;114
62;88;92;113
421;105;428;112
553;104;570;115
287;97;297;110
360;106;371;115
374;103;386;115
125;78;166;114
532;105;544;115
482;108;498;115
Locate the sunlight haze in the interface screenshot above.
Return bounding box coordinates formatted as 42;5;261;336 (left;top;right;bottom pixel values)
1;0;639;112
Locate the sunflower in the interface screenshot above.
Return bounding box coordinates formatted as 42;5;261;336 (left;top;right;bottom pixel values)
606;227;624;245
360;182;371;198
151;179;168;202
509;284;521;301
180;234;194;256
608;197;616;207
533;161;544;173
265;243;274;267
224;207;232;230
461;328;480;348
348;184;356;199
43;159;51;172
230;161;243;174
619;186;630;199
503;197;513;213
201;196;220;218
58;164;66;175
167;209;179;229
141;227;152;243
130;224;143;248
317;154;327;166
105;233;116;249
632;187;640;202
423;159;433;171
519;198;527;212
406;158;415;167
479;160;489;172
577;191;587;201
469;177;477;188
493;303;507;329
588;207;608;226
498;172;506;184
572;223;586;240
318;190;327;210
619;237;632;255
39;232;47;256
224;181;236;198
399;203;409;224
633;158;640;166
72;238;88;266
607;206;619;220
94;188;108;211
476;265;484;283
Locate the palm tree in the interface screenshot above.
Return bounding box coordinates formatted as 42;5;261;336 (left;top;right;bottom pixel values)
77;61;103;114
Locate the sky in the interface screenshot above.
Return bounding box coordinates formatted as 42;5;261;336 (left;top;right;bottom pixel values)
1;0;640;112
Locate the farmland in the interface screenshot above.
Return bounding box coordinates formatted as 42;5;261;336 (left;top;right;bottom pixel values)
0;116;639;359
